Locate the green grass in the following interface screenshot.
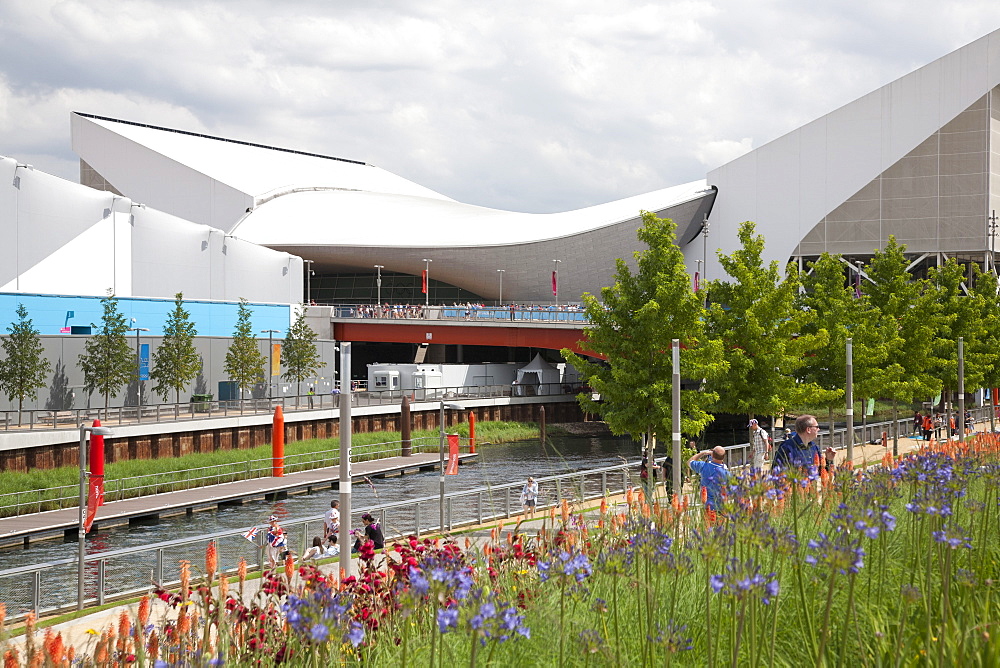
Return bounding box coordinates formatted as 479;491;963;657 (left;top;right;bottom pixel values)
0;421;541;516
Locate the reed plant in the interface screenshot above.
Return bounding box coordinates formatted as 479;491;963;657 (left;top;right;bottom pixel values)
9;432;1000;665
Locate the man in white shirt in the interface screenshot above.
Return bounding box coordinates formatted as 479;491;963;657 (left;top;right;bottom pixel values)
324;500;340;540
749;419;769;471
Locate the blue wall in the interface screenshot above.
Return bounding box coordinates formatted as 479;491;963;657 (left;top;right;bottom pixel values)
0;293;291;338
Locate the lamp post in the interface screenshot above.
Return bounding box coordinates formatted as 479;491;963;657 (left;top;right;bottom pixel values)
261;330;281;400
129;325;149;407
79;424;113;611
422;259;432;311
374;265;384;305
552;259;562;308
304;259;315;304
701;216;710;283
439;401;464;532
338;343;353;580
989;210;998;274
497;269;505;307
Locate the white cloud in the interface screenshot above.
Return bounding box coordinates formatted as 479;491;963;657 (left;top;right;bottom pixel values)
1;1;1000;211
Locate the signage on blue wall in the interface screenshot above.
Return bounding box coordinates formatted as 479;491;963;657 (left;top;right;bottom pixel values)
139;343;150;381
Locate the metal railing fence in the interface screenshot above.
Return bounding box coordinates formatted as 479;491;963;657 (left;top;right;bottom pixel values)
0;436;461;519
0;384;579;432
331;304;588;324
0;459;647;620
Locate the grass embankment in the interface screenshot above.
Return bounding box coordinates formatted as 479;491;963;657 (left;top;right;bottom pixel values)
0;421;541;515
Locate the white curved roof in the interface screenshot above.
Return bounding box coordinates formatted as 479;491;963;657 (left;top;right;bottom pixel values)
230;179;709;247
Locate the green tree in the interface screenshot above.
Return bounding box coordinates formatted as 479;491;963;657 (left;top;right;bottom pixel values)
151;292;200;404
282;306;325;405
705;221;828;424
968;269;1000;432
862;237;938;453
224;298;265;400
0;304;51;421
797;253;888;446
562;212;727;466
78;291;135;410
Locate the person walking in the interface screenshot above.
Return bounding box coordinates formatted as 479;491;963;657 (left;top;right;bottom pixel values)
772;415;822;472
688;446;730;521
749;419;769;471
520;476;539;518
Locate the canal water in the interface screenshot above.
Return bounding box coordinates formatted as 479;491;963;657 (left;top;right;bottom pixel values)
0;433;645;571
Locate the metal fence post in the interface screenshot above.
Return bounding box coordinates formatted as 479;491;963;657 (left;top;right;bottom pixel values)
32;570;40;614
155;549;163;585
415;503;421;538
97;560;106;606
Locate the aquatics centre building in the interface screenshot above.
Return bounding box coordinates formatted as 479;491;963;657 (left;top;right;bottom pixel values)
3;27;1000;325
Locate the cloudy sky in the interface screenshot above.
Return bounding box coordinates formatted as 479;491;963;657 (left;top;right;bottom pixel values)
1;1;999;214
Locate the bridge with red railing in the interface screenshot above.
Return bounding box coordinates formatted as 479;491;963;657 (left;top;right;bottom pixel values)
325;304;599;357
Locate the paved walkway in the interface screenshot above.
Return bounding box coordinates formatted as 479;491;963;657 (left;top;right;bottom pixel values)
0;452;476;546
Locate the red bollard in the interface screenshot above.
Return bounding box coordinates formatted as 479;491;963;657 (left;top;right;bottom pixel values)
468;411;476;453
272;406;285;477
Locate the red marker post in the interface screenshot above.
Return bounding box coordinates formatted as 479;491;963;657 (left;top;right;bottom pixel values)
272;406;285;477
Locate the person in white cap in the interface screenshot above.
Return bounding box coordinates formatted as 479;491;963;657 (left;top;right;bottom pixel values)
749;419;769;471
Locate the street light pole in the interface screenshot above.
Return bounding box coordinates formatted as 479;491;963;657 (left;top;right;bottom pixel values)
374;265;384;305
304;259;315;304
79;424;113;611
701;216;710;284
552;259;562;308
422;259;432;312
497;269;505;307
439;401;464;532
261;330;281;400
338;343;353;580
989;210;998;274
129;326;149;406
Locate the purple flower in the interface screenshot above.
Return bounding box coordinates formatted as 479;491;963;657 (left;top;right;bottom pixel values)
648;620;693;652
437;606;459;633
310;623;329;642
344;621;365;647
932;524;972;550
805;533;865;574
709;558;779;603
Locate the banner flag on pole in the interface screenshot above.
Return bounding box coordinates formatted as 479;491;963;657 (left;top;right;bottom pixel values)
271;344;282;376
421;270;428;294
694;271;700;292
243;526;260;542
551;271;558;297
446;433;460;475
84;474;103;533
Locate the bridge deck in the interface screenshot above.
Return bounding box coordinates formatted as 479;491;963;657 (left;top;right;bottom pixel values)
0;452;476;547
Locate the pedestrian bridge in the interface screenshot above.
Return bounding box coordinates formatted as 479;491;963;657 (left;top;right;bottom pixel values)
323;304;597;356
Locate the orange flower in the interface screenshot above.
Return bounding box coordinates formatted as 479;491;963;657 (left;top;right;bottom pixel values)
0;602;5;631
66;647;74;665
42;630;55;659
238;558;247;597
179;560;191;603
118;610;131;645
700;486;708;504
625;488;634;506
94;638;108;664
206;540;218;583
284;553;294;583
138;595;151;629
220;572;229;601
49;634;64;665
561;499;570;524
599;497;607;516
3;648;20;668
177;608;190;636
464;537;471;550
641;502;650;518
148;632;159;662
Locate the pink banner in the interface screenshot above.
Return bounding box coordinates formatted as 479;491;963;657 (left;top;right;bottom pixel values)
693;271;700;292
84;475;104;533
446;434;460;475
551;271;558;296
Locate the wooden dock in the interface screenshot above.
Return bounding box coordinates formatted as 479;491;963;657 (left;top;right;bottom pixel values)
0;452;476;548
